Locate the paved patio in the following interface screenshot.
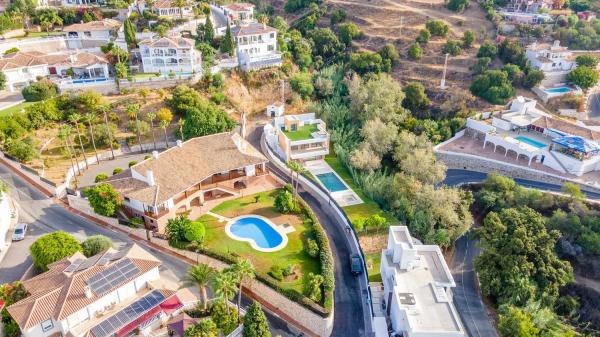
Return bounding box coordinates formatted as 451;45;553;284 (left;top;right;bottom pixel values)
303;160;363;207
77;153;149;187
440;135;573;177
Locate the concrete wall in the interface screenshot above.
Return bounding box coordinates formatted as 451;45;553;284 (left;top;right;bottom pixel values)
66;195;119;227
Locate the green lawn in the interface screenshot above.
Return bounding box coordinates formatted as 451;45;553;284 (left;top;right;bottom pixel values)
0;102;34;117
198;190;320;293
15;31;64;39
283;124;318;141
365;252;382;282
132;72;161;79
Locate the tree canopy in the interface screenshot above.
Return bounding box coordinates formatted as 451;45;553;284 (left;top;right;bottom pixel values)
30;231;82;271
84;183;122;217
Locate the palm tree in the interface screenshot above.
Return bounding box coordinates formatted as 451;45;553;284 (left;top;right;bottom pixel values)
182;264;214;311
58;125;79;187
99;104;115;160
146;112;157;151
177;118;185;140
212;270;237;314
173;0;186;19
232;259;255;322
159;119;170;148
287;161;306;205
83;112;100;164
68;113;88;170
126;104;143;152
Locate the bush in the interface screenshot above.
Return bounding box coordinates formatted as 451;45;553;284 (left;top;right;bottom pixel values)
470;70;516;104
128;217;144;228
330;9;347;25
575;54;598;68
425;20;449;37
408;43;422;60
274;188;299;214
338;22;360;45
290;72;314;99
269;265;284;281
283;264;296;277
82;235;113;257
84;183;122;217
166;215;194;247
30;231;81;271
463;30;476;48
210;300;238;334
184;221;206;242
128;160;138;167
350;51;389;75
304;273;324;302
416;29;430;44
5;138;38;163
447;0;469;11
306;238;319;257
477;42;497;58
95;173;109;183
243;301;270;337
442;40;462;56
21;80;57;102
210;92;226;104
113;167;123;175
567;66;599;89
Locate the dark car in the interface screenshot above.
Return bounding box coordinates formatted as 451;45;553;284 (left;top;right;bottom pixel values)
350;254;363;275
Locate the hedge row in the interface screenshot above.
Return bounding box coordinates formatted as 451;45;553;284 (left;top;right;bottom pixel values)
297;198;335;314
196;244;329;317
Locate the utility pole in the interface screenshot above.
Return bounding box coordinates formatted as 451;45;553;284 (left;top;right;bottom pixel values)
279;79;285;103
440;53;449;90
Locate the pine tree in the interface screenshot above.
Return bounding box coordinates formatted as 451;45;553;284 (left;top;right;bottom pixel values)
242;301;270;337
204;15;214;43
124;18;137;48
221;22;235;56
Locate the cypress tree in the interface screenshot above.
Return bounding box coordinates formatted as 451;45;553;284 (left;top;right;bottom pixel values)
242;301;270;337
124;18;137;48
220;22;235;56
204;16;214;43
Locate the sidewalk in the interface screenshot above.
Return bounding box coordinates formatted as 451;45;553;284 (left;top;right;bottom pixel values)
0;196;19;264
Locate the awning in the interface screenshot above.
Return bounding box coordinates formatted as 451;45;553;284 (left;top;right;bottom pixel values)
547;128;568;136
116;306;162;337
160;295;183;315
552;135;600;153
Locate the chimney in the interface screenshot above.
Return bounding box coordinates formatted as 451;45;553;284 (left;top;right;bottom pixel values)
553;40;560;48
152;150;159;159
147;170;155;186
84;286;93;299
176;140;183;148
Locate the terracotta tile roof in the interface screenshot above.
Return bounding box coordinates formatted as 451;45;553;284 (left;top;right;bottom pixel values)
152;0;189;8
532;116;600;141
139;36;194;48
6;244;161;331
114;133;267;205
64;19;121;32
223;2;254;11
232;22;277;37
0;52;47;71
43;52;109;67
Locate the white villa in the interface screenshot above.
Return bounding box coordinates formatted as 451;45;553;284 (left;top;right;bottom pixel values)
232;22;282;71
377;226;464;337
60;0;105;6
0;50;111;92
464;96;600;176
268;113;330;162
526;40;577;86
6;244;192;337
152;0;194;18
266;102;285;118
63;19;121;45
222;2;255;23
138;36;201;74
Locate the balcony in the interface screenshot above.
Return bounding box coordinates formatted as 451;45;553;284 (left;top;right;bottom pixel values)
200;170;246;187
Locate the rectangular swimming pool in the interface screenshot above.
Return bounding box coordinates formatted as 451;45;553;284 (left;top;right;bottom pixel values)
316;172;348;193
515;136;546;148
544;87;572;94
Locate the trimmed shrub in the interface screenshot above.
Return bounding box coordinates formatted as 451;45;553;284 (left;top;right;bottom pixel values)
95;173;108;183
269;265;284;281
113;167;123;175
22;80;57;102
128;160;138;167
84;183;122;217
30;231;82;271
184;221;206;242
306;238;319;257
82;235;113;257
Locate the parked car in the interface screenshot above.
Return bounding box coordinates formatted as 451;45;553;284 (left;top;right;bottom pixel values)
12;223;27;241
350;254;363;275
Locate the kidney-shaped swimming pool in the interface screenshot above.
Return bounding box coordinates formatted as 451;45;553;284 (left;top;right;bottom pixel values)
225;215;288;252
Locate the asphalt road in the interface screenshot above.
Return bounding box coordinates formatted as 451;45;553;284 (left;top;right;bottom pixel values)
589;91;600;119
0;162;304;337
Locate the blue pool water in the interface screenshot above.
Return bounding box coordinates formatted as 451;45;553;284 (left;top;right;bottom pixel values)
316;172;348;192
229;216;283;250
515;136;546;148
544;87;571;94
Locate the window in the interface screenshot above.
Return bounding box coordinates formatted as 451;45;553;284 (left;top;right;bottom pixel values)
270;33;274;39
41;319;53;332
268;45;274;51
84;31;91;37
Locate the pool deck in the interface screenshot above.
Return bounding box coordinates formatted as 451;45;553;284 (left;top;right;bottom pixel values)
304;160;363;207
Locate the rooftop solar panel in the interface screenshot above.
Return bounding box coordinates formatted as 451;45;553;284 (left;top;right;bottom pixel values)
87;258;140;296
90;290;166;337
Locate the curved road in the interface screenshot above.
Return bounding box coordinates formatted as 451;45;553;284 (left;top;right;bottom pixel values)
445;169;600;337
0;162;304;337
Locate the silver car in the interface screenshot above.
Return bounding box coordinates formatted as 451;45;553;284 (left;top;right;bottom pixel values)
12;223;27;241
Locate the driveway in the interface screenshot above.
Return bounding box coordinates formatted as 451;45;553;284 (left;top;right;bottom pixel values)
0;162;305;337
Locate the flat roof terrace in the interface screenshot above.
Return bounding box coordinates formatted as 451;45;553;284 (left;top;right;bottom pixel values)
283;123;320;141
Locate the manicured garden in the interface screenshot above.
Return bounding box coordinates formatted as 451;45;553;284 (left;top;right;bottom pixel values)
283;123;318;141
197;190;320;294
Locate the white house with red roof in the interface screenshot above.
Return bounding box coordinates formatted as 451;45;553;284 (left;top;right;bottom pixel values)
0;52;50;92
152;0;194;18
6;244;189;337
138;36;202;74
222;2;255;23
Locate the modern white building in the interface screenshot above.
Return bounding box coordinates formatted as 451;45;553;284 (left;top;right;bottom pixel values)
526;40;577;86
270;113;330;162
152;0;194;18
222;2;255;23
465;96;600;176
232;22;282;71
6;244;189;337
138;36;202;74
266;102;285;117
379;226;465;337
